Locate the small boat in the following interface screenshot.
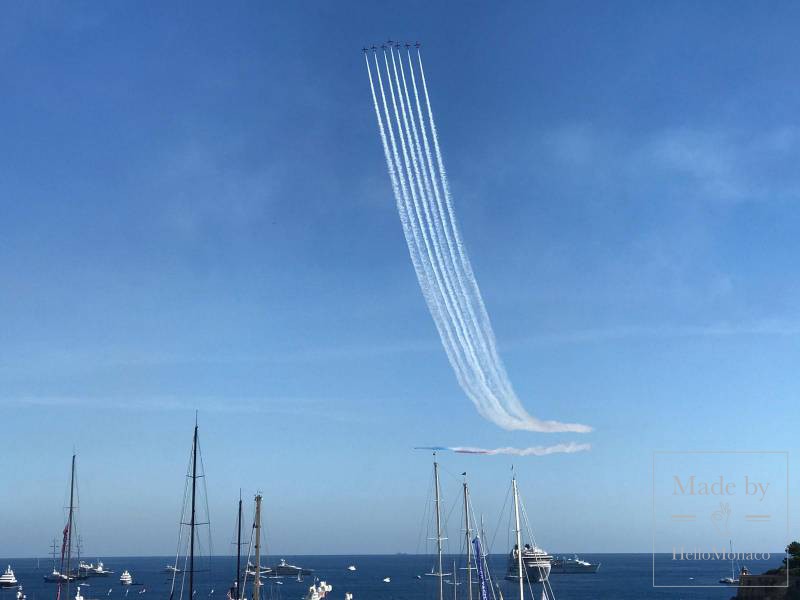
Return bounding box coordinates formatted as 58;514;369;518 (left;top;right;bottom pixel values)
119;571;133;586
304;581;332;600
0;566;18;588
82;562;113;577
163;565;180;575
346;566;356;572
382;577;390;583
15;585;27;600
75;585;101;600
549;555;600;574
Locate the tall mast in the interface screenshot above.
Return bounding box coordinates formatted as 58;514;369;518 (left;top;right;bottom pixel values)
512;475;524;600
253;494;262;600
433;454;444;600
236;493;243;600
463;478;473;600
65;454;76;600
452;560;458;600
189;424;198;600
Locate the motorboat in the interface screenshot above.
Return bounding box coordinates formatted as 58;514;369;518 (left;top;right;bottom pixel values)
119;570;132;586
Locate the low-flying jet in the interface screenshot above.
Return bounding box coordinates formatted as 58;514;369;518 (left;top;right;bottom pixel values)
371;45;377;51
361;47;368;52
414;41;421;48
386;38;394;45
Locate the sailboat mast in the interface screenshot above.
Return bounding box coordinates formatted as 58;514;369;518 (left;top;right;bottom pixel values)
236;494;243;600
253;494;262;600
512;476;524;600
189;424;198;600
65;454;76;600
434;455;444;600
463;480;473;600
453;560;458;600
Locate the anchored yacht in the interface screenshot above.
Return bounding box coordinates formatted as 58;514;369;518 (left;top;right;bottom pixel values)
119;571;132;586
273;559;312;577
505;544;553;583
0;566;18;588
550;555;600;574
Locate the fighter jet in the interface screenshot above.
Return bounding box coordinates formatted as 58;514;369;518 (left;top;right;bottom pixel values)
414;41;421;48
386;39;394;45
362;47;368;52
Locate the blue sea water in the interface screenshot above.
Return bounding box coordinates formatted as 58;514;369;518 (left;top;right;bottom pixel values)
0;554;785;600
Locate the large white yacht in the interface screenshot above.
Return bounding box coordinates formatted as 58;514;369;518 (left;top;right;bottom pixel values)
505;544;553;582
0;566;18;588
119;570;132;586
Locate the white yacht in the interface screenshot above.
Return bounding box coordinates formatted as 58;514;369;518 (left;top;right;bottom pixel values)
505;544;553;583
550;555;600;574
0;566;18;588
346;566;356;571
119;570;132;586
80;561;113;577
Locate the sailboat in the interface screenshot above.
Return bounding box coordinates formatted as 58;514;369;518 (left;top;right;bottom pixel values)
719;540;740;585
227;493;244;600
45;454;88;594
503;473;556;600
423;454;450;600
167;418;214;600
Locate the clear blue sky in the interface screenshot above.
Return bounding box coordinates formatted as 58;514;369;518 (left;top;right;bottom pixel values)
1;1;798;557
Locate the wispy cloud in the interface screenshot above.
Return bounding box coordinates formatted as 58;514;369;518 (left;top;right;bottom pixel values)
544;123;800;205
0;394;370;423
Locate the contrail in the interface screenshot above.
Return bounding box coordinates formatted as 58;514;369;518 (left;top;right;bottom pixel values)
364;46;592;434
416;443;591;456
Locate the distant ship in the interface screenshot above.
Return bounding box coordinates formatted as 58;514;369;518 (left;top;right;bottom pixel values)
549;555;600;574
273;559;312;577
163;565;181;575
0;566;18;588
119;570;132;586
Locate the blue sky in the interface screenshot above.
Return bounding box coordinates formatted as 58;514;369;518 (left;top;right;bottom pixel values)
1;1;799;556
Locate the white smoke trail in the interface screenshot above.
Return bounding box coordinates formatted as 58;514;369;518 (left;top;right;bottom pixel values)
450;443;591;456
415;443;591;456
365;48;592;434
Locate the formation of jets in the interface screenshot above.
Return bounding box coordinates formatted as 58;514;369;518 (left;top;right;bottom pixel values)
362;40;421;52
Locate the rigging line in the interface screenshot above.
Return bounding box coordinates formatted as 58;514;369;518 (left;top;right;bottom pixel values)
488;484;511;559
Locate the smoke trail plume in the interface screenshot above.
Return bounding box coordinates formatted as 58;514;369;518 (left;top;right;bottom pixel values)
416;443;591;456
364;47;592;434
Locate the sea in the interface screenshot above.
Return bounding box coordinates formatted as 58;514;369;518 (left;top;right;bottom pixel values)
0;554;786;600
